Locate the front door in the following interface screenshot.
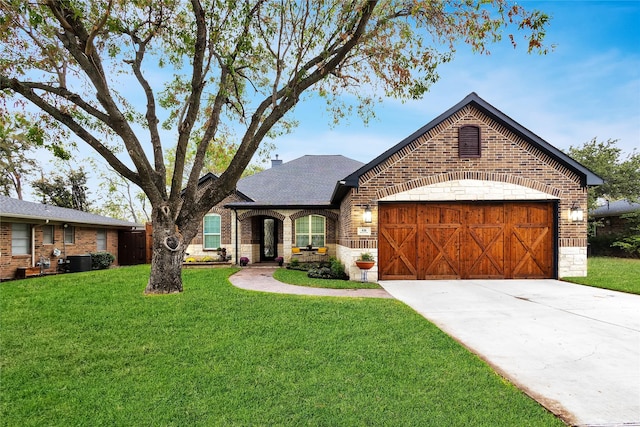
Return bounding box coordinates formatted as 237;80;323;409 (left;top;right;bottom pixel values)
260;217;278;261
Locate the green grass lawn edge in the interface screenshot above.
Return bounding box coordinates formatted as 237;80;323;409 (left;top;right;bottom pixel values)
273;267;382;289
562;257;640;294
0;266;563;426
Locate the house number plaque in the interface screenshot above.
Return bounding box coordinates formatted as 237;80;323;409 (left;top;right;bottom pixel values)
357;227;371;236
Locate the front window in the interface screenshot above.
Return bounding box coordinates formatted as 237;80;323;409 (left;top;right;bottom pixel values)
97;229;107;251
64;226;75;244
295;215;325;248
203;214;221;249
43;225;54;245
12;223;31;255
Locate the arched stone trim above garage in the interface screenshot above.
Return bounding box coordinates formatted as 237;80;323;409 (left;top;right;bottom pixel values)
377;173;561;202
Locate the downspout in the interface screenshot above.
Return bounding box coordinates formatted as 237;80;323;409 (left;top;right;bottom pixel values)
233;208;239;265
31;225;36;267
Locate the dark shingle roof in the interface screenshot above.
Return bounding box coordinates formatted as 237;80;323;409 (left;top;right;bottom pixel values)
590;200;640;217
332;92;604;204
0;195;143;228
228;155;364;207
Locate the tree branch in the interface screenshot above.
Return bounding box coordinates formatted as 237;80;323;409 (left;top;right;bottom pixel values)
194;0;378;216
124;22;166;187
0;75;141;187
45;0;159;197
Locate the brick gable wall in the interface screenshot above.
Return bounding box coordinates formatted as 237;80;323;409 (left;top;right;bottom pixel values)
339;105;588;277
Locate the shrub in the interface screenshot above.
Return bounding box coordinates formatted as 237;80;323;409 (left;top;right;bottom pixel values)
307;258;348;280
239;257;249;266
185;257;197;263
200;255;216;262
288;258;300;268
90;252;115;270
612;212;640;258
359;252;374;261
307;266;334;279
330;257;347;278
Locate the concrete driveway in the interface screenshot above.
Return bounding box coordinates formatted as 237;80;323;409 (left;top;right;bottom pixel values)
380;279;640;427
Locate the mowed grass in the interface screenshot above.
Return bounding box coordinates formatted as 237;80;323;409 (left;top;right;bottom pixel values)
273;267;381;289
1;266;563;426
563;256;640;294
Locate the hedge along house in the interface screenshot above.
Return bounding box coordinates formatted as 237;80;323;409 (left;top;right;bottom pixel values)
191;93;602;281
0;195;144;280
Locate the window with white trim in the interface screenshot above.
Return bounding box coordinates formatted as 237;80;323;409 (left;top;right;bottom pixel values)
97;229;107;251
64;226;75;244
295;215;325;248
43;225;54;245
12;223;31;255
203;214;221;249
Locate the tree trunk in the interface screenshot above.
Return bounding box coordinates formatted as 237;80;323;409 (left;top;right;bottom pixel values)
144;207;186;294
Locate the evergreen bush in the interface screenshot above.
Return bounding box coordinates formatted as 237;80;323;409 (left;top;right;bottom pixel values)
90;252;115;270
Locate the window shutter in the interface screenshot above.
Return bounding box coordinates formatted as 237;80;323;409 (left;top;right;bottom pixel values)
459;126;481;158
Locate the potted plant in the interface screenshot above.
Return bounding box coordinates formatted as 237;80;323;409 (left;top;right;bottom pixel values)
355;252;375;270
239;257;249;267
275;256;284;267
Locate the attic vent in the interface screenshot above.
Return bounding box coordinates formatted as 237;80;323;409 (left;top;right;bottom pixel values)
459;126;481;158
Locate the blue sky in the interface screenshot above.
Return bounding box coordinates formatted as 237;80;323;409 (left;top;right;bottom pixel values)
270;0;640;165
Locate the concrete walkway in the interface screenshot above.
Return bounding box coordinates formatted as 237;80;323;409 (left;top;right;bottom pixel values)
381;279;640;427
229;266;393;298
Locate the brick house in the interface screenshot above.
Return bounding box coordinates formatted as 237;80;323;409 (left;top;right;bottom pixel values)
589;200;640;236
1;195;143;280
188;93;602;281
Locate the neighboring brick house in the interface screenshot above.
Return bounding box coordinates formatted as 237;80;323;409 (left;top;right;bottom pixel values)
589;200;640;236
0;195;144;280
189;93;602;281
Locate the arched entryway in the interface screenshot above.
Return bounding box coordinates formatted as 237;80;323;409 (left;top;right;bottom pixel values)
237;210;286;263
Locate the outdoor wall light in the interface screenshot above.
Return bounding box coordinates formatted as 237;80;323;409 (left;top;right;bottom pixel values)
570;203;584;222
363;205;372;223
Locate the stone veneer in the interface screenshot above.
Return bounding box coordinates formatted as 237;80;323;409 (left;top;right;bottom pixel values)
378;179;560;202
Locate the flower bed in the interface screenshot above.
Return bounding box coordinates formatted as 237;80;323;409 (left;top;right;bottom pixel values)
183;254;233;268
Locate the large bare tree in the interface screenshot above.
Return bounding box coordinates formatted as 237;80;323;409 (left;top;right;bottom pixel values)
0;0;549;293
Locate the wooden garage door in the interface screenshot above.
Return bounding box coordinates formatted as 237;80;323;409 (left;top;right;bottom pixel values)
379;202;554;280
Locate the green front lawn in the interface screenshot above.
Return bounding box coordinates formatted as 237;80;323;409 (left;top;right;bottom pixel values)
563;256;640;294
0;266;562;426
273;267;381;289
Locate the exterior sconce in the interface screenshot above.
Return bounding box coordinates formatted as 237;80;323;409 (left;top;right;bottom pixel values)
363;205;372;223
570;203;584;222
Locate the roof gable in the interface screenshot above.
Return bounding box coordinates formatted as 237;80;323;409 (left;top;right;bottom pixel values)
191;172;253;202
229;155;364;207
332;93;603;204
